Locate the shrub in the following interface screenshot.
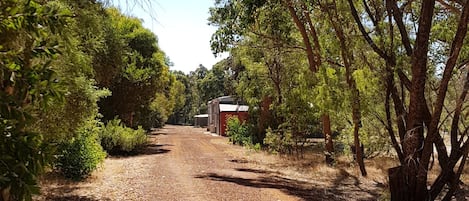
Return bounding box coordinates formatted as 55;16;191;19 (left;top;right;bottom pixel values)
56;120;106;180
100;118;148;154
226;117;251;146
0;122;53;201
264;127;293;154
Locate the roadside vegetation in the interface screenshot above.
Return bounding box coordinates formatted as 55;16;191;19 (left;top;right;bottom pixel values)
0;0;184;200
1;0;468;200
206;0;469;200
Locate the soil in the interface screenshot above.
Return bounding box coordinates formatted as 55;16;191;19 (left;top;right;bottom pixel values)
34;125;467;201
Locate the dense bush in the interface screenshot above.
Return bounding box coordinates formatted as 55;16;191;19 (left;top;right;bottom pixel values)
0;122;53;201
226;117;251;145
264;127;294;154
100;119;148;154
264;125;309;156
56;120;106;180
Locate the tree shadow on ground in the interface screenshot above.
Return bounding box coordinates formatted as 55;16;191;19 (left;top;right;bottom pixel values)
44;195;109;201
229;159;249;163
138;144;172;155
108;144;172;158
37;184;111;201
149;131;169;136
195;168;380;201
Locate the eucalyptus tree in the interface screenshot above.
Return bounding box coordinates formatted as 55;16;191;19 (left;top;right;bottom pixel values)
0;0;174;199
96;8;170;129
346;0;469;200
0;0;111;199
210;0;340;163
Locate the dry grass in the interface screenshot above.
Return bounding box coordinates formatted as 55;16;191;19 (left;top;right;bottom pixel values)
232;143;469;200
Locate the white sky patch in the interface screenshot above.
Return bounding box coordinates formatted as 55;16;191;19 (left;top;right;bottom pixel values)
112;0;228;73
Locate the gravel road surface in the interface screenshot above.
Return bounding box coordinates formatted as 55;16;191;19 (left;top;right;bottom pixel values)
38;125;299;201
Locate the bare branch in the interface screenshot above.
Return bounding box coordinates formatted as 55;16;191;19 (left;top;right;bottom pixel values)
450;69;469;149
363;0;378;27
397;69;411;90
300;1;322;67
348;0;394;65
385;85;405;163
387;0;413;56
437;0;462;14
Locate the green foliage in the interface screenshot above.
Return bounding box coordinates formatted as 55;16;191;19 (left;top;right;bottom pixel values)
96;8;172;130
264;127;293;154
56;119;106;180
100;118;148;154
168;62;235;126
167;71;194;125
1;0;175;200
0;0;71;199
226;117;251;145
0;121;53;201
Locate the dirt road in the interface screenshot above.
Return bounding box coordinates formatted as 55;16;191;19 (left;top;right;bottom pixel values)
37;125;469;201
38;125;301;201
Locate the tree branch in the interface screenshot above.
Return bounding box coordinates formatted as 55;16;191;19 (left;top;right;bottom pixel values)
284;0;318;73
300;1;322;66
437;0;462;14
363;0;378;27
450;69;469;152
421;1;469;198
387;0;413;56
397;69;411;90
348;0;394;65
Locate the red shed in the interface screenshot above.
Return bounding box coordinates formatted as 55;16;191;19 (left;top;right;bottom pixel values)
208;96;249;136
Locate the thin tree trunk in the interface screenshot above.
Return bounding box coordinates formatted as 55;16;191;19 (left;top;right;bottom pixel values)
322;114;334;165
283;0;336;165
352;86;367;176
323;0;367;176
284;0;318;73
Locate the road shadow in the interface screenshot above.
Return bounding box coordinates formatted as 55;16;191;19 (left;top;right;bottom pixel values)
108;144;172;157
229;159;249;164
44;195;109;201
195;168;379;201
37;181;111;201
139;144;172;155
149;130;169;136
235;168;272;174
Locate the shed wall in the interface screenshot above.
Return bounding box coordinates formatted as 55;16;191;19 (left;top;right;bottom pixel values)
219;111;249;136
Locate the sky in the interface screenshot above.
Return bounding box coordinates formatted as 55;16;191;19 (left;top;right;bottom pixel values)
112;0;227;74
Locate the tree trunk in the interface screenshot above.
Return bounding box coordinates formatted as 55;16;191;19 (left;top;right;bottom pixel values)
322;114;334;165
284;0;340;166
352;88;367;176
389;166;408;201
323;0;367;176
1;187;10;201
284;0;318;73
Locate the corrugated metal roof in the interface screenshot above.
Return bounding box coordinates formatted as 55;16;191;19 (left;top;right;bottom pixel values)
194;114;209;118
219;104;249;112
